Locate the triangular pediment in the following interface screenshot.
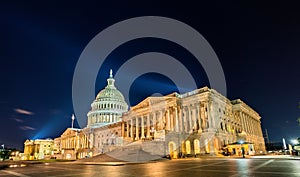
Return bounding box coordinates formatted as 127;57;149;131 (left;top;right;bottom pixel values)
61;128;82;137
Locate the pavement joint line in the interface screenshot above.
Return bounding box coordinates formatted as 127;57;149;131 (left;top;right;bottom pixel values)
251;159;274;171
229;159;274;177
192;168;300;175
32;165;136;177
140;160;227;177
2;170;31;177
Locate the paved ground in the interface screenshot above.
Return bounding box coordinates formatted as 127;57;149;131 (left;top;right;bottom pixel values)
1;157;300;177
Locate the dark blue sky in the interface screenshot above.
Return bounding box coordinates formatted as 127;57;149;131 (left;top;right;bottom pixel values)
0;1;299;150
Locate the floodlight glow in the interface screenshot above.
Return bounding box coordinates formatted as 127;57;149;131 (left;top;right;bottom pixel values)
291;139;299;145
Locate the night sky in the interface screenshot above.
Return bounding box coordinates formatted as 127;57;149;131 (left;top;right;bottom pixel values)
1;1;299;150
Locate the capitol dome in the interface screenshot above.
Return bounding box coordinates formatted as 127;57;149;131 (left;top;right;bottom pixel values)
87;69;128;128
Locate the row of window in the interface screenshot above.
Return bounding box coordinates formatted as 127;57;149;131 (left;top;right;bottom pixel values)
93;103;126;110
220;122;241;134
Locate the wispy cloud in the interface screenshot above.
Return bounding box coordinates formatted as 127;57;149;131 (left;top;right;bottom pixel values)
13;118;24;123
14;108;34;115
19;126;35;130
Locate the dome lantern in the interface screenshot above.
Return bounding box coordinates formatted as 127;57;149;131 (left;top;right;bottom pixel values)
107;69;115;88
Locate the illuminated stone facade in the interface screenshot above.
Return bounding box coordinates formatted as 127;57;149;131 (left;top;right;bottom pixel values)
23;139;54;160
52;70;265;159
87;122;123;155
87;69;128;128
121;87;266;157
59;128;89;160
85;70;128;156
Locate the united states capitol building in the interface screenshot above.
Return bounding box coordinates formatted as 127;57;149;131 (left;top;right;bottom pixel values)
24;70;266;160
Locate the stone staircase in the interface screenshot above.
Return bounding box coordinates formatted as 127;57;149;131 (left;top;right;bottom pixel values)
104;140;166;162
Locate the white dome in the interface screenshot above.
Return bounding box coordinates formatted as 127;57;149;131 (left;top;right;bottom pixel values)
87;69;128;128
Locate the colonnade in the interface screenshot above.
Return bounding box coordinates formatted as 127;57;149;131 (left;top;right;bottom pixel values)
122;101;213;140
88;113;120;126
240;112;262;137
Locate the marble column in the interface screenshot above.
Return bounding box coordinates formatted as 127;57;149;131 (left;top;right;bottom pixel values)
130;119;133;140
167;109;171;130
252;118;256;136
245;113;249;133
178;107;183;132
192;106;197;131
161;110;165;130
245;114;249;133
240;112;245;132
135;117;139;140
247;115;250;134
121;122;125;137
202;105;205;129
175;107;179;132
170;108;174;131
126;121;129;138
248;115;252;134
153;112;157;131
146;114;150;138
197;103;202;132
188;106;192;132
184;107;188;133
159;111;163;130
141;116;145;139
207;101;213;129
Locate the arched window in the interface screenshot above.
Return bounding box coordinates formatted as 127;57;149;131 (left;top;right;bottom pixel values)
185;140;191;154
205;139;210;153
181;141;186;154
194;139;200;154
168;141;176;158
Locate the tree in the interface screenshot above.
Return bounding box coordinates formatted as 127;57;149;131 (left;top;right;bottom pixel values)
0;150;11;160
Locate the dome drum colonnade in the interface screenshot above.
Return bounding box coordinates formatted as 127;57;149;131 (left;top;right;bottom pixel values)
87;70;128;128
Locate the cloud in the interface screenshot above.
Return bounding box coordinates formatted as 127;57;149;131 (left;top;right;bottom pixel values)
14;108;34;115
19;126;35;130
13;118;24;123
